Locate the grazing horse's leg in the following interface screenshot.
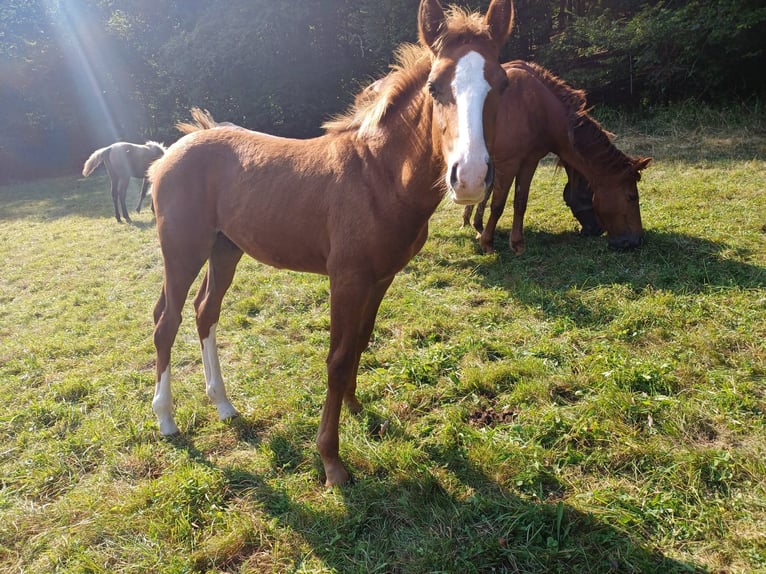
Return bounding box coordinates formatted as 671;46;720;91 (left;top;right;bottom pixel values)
192;234;243;421
318;271;381;486
479;168;516;254
152;244;212;435
118;178;132;223
509;160;538;255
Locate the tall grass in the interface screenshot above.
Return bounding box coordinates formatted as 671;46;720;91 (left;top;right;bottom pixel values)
1;106;764;573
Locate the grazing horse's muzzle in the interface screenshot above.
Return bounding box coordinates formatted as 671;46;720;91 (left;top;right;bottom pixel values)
573;208;603;237
608;232;643;251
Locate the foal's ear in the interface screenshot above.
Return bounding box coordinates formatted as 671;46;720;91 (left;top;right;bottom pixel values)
485;0;514;48
418;0;446;52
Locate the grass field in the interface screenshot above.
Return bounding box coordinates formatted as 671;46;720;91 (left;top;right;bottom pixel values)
1;104;764;573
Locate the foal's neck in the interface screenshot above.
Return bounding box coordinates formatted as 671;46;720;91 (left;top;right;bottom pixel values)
376;89;445;214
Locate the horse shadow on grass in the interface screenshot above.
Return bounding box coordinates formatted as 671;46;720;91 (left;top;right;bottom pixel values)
169;414;707;573
440;227;765;329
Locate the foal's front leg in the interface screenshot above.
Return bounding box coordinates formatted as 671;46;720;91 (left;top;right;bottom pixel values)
341;276;395;414
318;273;379;486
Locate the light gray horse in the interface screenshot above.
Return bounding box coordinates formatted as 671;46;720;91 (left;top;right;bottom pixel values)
82;141;166;222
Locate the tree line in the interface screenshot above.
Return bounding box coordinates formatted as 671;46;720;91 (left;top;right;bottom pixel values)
1;0;764;184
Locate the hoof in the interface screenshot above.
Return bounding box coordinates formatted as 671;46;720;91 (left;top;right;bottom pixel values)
158;420;180;436
217;403;240;421
323;462;350;487
344;396;363;414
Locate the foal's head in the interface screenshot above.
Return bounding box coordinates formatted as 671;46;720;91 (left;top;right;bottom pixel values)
419;0;513;205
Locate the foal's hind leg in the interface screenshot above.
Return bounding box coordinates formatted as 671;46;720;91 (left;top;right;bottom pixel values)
152;248;211;435
193;234;244;422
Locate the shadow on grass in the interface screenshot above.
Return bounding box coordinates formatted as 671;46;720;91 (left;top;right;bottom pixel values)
0;175;154;224
438;228;765;328
171;430;706;573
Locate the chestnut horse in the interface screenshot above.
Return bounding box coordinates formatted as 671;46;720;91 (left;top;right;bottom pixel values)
464;61;651;254
148;0;514;486
81;141;166;222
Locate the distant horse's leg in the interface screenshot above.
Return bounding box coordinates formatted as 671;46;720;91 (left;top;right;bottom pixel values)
118;178;132;223
318;272;380;486
509;161;537;255
105;162;122;222
152;242;212;435
342;276;395;413
192;234;243;422
479;172;513;254
137;178;149;213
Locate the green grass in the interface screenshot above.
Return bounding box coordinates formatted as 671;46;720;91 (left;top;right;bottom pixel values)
1;105;765;573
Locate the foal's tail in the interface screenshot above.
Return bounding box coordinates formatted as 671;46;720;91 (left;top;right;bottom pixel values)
176;107;218;135
82;146;110;177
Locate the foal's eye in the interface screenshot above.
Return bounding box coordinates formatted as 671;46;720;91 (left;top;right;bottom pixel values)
427;79;450;104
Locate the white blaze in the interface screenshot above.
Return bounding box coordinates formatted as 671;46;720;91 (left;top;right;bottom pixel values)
447;50;491;204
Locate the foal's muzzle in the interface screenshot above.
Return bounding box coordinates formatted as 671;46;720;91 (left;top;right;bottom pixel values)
449;160;495;205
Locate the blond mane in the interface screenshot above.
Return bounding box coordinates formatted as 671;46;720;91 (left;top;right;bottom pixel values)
429;6;498;53
323;44;432;138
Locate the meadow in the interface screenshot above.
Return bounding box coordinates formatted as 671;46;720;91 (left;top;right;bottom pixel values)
0;104;764;573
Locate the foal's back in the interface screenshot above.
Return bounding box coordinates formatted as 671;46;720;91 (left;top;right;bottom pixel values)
150;126;378;275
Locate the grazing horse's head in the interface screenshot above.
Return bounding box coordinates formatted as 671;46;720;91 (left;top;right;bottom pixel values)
419;0;513;206
591;156;652;250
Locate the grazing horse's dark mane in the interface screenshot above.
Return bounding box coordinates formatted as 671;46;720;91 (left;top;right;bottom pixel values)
514;61;640;178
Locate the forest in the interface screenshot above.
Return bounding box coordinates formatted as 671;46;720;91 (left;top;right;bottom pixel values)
1;0;765;184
